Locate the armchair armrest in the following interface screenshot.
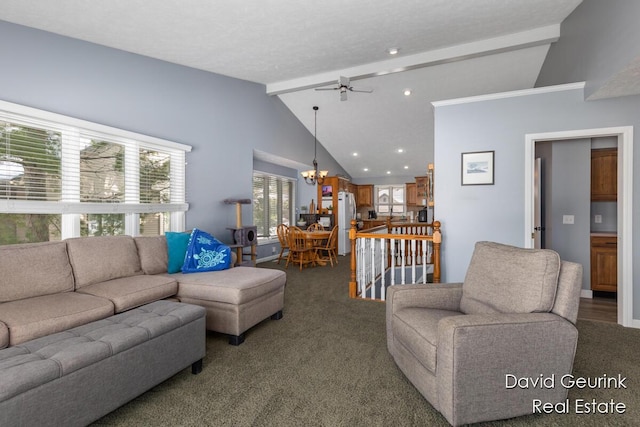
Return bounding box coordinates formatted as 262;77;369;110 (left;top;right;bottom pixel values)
386;283;463;354
386;282;463;312
436;312;578;426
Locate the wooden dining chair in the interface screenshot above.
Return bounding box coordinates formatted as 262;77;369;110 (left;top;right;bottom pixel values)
317;225;339;267
307;222;324;231
276;223;290;264
286;226;317;270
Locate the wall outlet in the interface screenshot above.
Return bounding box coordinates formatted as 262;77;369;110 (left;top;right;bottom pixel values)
562;215;575;224
594;214;603;224
271;246;276;254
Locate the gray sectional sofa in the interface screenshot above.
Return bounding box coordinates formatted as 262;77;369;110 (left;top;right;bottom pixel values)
0;234;286;426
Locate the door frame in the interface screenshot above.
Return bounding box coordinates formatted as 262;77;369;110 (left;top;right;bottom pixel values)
524;126;633;327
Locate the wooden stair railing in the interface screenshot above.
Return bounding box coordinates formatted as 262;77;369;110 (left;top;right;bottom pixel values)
349;219;441;300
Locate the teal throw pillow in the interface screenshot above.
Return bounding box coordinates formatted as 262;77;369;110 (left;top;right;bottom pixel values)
182;228;232;273
165;231;191;274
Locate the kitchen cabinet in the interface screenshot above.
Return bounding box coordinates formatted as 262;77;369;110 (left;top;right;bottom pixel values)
356;184;373;208
591;148;617;201
415;176;428;205
590;235;617;292
406;182;417;206
347;182;357;195
317;176;351;221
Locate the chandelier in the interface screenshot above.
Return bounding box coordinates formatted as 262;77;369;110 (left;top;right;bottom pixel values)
301;106;328;185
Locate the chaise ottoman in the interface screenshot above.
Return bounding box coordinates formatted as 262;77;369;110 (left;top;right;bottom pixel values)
174;266;286;345
0;300;205;427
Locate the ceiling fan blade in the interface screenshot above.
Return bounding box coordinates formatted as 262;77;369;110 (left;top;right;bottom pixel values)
349;87;374;93
315;87;339;91
340;90;348;101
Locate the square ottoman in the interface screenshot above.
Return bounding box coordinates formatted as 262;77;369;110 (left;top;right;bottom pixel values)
174;266;286;345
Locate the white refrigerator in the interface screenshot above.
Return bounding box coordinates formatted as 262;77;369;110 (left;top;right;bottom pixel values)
337;191;356;255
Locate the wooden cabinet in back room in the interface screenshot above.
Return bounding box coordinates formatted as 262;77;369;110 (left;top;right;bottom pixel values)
591;148;617;201
590;235;617;292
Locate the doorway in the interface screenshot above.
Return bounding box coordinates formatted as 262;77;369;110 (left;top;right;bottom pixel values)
524;127;633;327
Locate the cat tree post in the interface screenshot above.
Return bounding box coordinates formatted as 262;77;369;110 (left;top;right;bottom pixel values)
223;198;257;266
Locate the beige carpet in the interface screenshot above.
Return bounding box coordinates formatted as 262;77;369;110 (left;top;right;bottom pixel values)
94;259;640;426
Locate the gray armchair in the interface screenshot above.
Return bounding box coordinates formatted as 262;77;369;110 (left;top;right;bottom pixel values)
386;241;583;426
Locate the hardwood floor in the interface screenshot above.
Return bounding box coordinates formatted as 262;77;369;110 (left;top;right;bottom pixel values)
577;295;617;323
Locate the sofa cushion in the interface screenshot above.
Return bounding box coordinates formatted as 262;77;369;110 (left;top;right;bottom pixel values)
134;236;168;275
76;275;178;313
0;241;74;302
392;308;461;374
460;241;560;315
0;293;114;346
0;321;8;349
174;267;286;305
66;236;143;288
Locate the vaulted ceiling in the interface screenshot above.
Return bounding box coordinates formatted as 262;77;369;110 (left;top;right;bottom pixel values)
0;0;584;180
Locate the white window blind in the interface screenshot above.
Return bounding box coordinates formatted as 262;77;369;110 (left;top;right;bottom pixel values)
375;185;406;215
252;171;295;239
0;100;191;243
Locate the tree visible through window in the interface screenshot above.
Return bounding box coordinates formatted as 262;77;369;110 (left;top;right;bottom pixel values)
0;100;190;244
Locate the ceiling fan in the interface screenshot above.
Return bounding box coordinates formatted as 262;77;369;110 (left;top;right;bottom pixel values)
315;76;373;101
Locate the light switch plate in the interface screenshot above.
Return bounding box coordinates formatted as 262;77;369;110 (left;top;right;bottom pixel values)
595;214;603;224
563;215;575;224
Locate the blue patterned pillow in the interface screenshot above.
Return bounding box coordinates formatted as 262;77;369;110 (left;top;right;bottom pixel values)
181;228;232;273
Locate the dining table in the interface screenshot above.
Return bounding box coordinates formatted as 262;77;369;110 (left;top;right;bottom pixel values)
300;229;331;266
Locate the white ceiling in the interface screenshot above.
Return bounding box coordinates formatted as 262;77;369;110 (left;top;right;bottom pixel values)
0;0;585;180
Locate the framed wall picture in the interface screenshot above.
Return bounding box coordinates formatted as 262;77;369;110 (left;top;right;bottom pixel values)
461;151;494;185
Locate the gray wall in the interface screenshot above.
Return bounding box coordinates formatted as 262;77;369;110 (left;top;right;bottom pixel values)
536;0;640;99
433;85;640;318
0;20;348;243
547;139;591;290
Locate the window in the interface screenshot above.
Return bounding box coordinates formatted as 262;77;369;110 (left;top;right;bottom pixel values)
374;185;405;215
0;100;191;244
252;171;295;241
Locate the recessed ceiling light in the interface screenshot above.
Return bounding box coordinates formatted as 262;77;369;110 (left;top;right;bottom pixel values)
363;168;369;172
404;89;412;96
397;148;404;153
386;47;400;55
386;171;391;175
352;152;358;156
404;165;409;169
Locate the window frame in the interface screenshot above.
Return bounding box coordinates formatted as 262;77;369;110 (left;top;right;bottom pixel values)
0;99;191;240
374;184;406;216
252;170;296;243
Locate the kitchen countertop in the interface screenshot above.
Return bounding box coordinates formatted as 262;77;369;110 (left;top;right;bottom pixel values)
590;232;617;237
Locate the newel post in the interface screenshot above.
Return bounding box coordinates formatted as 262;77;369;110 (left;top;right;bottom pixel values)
349;219;357;298
432;220;441;283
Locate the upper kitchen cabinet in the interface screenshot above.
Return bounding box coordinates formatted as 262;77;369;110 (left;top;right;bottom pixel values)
591;148;617;201
357;184;373;208
415;176;428;205
406;182;417;206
